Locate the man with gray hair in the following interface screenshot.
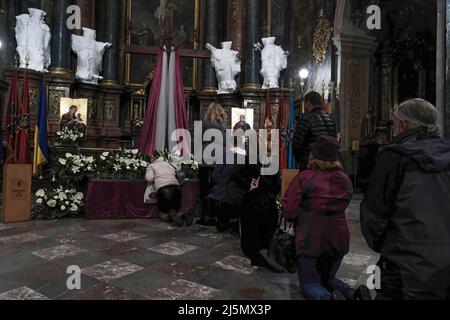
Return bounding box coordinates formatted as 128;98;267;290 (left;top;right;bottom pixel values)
361;98;450;300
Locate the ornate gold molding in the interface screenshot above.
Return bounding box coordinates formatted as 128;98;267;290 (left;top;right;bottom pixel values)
101;80;120;87
241;83;262;90
312;9;333;63
49;67;73;76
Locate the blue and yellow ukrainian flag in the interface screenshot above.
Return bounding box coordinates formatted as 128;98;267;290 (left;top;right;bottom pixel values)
33;78;49;176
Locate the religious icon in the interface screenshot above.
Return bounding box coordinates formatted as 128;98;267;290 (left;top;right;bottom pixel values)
231;108;254;132
60;98;88;138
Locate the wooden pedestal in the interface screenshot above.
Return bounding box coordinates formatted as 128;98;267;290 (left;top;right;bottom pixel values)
1;164;33;223
281;169;299;198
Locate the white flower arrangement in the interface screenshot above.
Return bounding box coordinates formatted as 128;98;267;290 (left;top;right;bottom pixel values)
32;187;84;219
98;149;149;180
55;126;85;143
57;153;97;182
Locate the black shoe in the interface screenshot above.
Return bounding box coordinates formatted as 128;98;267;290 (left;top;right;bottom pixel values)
332;290;347;301
184;210;194;227
196;217;216;227
354;285;373;300
259;249;287;273
171;211;185;228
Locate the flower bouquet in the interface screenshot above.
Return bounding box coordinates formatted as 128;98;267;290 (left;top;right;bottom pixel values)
32;187;84;220
55;126;85;145
97;149;149;180
56;153;97;185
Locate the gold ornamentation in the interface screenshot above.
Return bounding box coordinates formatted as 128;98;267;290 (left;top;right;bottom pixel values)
312;9;333;63
29;88;39;114
104;100;116;122
134;70;155;95
88;98;98;121
48;90;66;116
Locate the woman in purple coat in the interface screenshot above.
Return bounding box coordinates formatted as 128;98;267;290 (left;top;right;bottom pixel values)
282;136;362;300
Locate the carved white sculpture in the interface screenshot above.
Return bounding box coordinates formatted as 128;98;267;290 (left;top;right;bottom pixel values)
15;8;51;72
72;27;112;85
260;37;288;89
206;41;241;94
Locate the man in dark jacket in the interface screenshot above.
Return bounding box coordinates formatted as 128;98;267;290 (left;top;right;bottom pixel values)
361;98;450;300
293;91;337;170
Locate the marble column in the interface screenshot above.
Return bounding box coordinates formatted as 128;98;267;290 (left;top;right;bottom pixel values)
333;34;375;150
202;0;219;91
51;0;73;75
437;0;446;137
445;0;450;138
97;0;120;85
243;0;261;88
6;0;19;67
18;0;41;14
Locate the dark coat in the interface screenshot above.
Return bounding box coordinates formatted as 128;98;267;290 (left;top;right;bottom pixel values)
361;127;450;300
282;169;353;258
238;165;281;263
293;107;337;169
200;120;227;167
208;161;247;206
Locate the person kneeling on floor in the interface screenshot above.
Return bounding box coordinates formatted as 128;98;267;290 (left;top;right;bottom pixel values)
282;136;369;300
145;157;193;227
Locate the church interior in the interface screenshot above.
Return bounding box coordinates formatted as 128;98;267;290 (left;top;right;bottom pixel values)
0;0;449;302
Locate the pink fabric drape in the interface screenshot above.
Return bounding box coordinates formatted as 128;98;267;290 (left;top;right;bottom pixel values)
173;51;190;154
139;48;164;156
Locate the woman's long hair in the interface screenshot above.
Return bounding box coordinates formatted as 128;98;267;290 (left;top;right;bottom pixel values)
204;103;227;124
307;154;343;171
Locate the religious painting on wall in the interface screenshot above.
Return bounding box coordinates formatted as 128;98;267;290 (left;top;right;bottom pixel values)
59;98;88;138
126;0;198;49
127;53;156;86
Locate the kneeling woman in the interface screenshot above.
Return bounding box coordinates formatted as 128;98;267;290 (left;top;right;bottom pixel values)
282;136;355;300
145;157;190;227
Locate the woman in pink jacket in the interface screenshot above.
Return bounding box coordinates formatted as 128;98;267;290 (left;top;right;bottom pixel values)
282;136;369;300
145;157;187;226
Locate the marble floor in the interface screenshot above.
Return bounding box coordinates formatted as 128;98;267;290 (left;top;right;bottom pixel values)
0;206;378;300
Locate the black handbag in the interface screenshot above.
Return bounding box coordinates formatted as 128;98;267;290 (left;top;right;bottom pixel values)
268;215;297;274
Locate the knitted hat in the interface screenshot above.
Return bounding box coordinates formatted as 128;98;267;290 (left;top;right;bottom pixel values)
310;136;340;162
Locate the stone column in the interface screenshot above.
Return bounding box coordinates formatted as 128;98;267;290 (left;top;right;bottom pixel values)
445;0;450;138
202;0;219;91
333;34;375;150
50;0;73;76
437;0;446;137
97;0;120;85
18;0;40;13
6;0;19;67
242;0;261;88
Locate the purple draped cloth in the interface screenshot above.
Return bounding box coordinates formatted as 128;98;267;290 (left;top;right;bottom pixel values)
138;49;164;156
85;180;200;220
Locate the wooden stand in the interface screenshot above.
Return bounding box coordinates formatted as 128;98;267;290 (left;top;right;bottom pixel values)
1;164;32;223
281;169;299;198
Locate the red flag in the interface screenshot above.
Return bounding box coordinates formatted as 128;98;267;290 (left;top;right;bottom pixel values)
15;69;31;164
277;89;287;169
276;89;286;130
264;89;273;153
4;70;19;164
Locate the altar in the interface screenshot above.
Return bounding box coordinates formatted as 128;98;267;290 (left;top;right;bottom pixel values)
85;179;199;220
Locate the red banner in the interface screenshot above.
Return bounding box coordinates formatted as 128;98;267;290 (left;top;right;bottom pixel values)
15;70;31;164
4;70;19;164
